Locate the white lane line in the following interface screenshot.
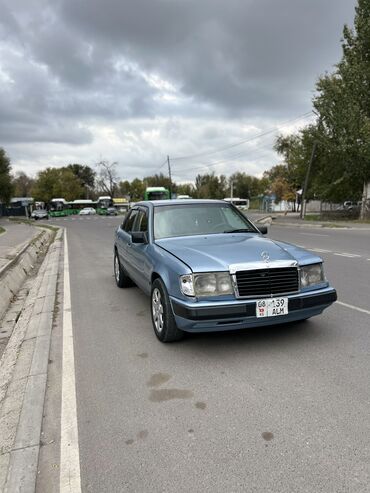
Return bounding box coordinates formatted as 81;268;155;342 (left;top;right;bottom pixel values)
309;248;332;253
334;253;362;258
337;301;370;316
60;229;82;492
300;232;329;237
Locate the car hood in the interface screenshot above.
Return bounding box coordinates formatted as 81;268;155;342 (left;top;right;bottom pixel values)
156;234;321;272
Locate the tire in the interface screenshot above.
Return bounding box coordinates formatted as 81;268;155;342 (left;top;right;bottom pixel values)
114;250;132;288
151;278;184;342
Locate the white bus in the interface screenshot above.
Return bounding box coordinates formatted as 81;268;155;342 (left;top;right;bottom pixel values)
223;198;250;210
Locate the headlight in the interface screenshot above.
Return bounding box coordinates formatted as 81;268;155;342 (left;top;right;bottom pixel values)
180;272;233;297
300;263;325;288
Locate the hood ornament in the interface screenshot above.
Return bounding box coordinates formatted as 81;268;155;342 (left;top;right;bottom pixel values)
261;251;270;262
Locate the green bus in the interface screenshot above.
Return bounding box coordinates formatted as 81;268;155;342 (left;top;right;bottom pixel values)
144;187;170;201
96;196;113;215
48;198;72;217
68;199;96;215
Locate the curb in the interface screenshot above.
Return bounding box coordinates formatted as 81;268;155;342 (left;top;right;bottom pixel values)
0;230;52;322
0;228;63;491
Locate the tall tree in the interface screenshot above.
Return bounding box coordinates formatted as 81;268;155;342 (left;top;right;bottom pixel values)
67;164;96;198
0;148;14;204
96;160;119;197
130;178;145;200
32;167;84;202
313;0;370;216
195;173;227;199
12;171;35;197
143;173;175;192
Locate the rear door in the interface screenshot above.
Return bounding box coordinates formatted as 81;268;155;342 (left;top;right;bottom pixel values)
116;208;139;277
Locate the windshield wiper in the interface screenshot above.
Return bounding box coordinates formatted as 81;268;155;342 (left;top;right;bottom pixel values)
223;228;254;233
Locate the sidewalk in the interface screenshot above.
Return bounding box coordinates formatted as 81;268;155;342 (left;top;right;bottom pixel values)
0;228;62;492
248;211;370;230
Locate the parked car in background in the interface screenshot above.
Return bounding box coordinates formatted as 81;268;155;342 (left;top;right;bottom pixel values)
31;209;49;220
106;207;118;216
113;200;337;342
79;207;96;215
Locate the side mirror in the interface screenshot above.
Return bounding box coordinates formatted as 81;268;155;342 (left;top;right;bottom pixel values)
131;231;148;244
257;225;268;235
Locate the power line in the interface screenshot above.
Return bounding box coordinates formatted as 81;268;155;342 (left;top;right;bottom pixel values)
170;111;314;162
171;148;277;179
150;159;168;175
170;112;314;176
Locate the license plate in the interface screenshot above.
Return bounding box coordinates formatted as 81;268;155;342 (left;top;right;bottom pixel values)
256;297;288;318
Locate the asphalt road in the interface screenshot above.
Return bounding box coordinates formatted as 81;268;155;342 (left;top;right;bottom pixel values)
48;216;370;492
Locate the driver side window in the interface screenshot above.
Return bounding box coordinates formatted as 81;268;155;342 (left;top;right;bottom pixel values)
134;209;148;233
123;209;138;232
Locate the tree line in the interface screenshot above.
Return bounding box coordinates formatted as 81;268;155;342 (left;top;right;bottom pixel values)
0;152;271;204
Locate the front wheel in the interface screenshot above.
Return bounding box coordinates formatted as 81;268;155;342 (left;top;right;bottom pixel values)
151;279;184;342
114;250;132;288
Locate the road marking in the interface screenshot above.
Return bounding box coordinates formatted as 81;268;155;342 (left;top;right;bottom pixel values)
334;253;361;258
300;232;329;237
60;229;82;492
309;248;332;253
337;301;370;316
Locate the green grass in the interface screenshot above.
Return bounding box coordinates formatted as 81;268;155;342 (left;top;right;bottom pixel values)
303;214;322;221
8;217;59;232
0;226;5;235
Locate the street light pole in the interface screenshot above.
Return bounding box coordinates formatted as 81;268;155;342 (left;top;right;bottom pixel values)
300;140;318;220
167;155;172;199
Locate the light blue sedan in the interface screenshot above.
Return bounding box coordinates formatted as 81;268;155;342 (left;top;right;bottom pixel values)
114;200;337;342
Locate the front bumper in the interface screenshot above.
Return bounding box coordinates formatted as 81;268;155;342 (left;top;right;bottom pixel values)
170;287;337;333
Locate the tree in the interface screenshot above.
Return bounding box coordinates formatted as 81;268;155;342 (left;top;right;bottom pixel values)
67;164;96;198
194;173;227;199
12;171;34;197
228;172;266;199
96;160;119;197
119;180;131;197
130;178;145;200
144;173;173;191
177;183;195;196
0;148;14;204
32;167;84;202
313;0;370;216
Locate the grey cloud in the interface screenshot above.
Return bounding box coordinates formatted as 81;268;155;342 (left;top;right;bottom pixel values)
0;0;358;179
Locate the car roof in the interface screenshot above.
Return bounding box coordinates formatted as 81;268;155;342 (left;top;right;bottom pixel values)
134;199;226;207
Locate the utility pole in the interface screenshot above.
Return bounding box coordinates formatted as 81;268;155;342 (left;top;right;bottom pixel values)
167;155;172;199
300;141;318;220
230;181;234;200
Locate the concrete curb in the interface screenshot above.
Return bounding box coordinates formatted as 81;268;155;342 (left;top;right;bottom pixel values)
0;230;51;322
271;221;351;229
0;228;63;492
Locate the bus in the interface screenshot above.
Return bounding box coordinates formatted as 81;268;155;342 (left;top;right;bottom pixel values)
68;199;96;215
96;196;113;215
144;187;170;201
48;198;71;217
223;198;250;211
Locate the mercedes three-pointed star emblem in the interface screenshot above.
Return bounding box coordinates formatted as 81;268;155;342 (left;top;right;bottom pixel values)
261;251;270;262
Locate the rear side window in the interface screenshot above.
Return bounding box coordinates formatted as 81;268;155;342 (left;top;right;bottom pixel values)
123;209;139;232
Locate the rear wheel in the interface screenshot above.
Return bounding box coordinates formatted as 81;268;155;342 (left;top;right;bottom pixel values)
151;278;184;342
114;250;132;288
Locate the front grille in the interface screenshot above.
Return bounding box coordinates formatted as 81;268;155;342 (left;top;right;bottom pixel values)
235;267;299;298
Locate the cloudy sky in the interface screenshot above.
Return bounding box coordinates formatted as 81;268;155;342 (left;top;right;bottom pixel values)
0;0;357;183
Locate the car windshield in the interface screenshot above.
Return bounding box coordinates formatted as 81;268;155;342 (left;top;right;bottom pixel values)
154;203;257;239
